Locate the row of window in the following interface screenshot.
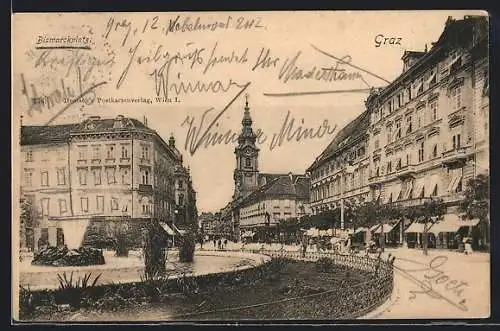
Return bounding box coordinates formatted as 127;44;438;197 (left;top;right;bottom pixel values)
37;196;175;217
373;99;441;149
76;144;150;161
373;134;462;176
24;148;67;162
373;53;463;124
25;143;152;163
311;146;366;180
311;167;368;202
24;168;67;187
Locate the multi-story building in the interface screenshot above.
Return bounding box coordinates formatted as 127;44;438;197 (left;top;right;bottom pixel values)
307;15;489;248
199;212;217;239
221;98;311;241
238;172;310;239
307;111;370;219
20;115;196;250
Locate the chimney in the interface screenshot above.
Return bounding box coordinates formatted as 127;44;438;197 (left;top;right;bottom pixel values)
113;115;125;129
143;115;148;126
20;115;23;127
288;172;293;182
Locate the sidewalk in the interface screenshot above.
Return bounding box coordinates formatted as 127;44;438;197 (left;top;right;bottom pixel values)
369;247;490;319
204;243;490;319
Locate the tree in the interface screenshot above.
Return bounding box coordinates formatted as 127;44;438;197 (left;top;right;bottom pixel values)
20;197;37;251
351;201;378;228
418;198;446;255
460;174;489;221
459;174;490;247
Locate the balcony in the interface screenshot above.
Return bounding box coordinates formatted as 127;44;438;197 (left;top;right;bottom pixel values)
368;173;382;186
396;164;416;180
138;184;153;193
441;146;471;168
390;197;433;208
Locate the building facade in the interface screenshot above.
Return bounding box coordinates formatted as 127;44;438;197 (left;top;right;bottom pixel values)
307;111;370;216
20;115;196;250
221;99;311;241
307;15;489;248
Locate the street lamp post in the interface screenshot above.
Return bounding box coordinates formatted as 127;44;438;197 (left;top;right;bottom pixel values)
174;209;178;247
341;163;355;231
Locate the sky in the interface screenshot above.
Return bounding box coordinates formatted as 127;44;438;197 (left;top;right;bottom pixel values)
12;10;487;212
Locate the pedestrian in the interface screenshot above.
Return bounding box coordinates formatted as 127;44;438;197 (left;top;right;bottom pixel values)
223;239;228;249
464;237;473;255
218;239;222;250
301;237;308;258
213;239;216;248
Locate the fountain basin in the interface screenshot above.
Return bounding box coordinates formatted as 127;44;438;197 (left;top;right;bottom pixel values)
19;250;270;291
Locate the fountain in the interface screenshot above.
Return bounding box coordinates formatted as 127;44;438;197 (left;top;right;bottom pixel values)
60;219;90;249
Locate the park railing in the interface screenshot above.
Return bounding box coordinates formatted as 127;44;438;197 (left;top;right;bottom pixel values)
207;246;395;319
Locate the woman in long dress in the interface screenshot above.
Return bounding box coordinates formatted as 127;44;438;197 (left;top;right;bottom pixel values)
464;237;473;255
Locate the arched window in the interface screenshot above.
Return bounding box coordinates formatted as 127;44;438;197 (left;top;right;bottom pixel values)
245;157;251;167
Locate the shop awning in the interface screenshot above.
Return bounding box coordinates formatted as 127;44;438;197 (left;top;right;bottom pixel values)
369;224;381;232
405;222;434;233
241;231;255;238
426;175;440;197
305;227;320;237
160;222;175;236
402;180;413;200
319;229;334;236
171;223;184;236
430;215;480;234
355;227;369;234
392;183;402;201
374;224;395;234
448;170;463;193
384;192;393;204
413;178;425;198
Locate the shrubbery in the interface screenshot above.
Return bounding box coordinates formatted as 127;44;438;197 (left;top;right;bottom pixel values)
31;246;105;267
114;230;129;257
179;233;196;263
315;257;335;273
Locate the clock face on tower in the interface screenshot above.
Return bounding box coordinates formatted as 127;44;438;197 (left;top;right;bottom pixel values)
243;146;253;156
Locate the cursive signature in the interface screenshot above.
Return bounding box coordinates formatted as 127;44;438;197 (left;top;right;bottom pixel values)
32;49;115;82
21;66;104;118
395;256;469;311
181;105;338;155
181;82;252;156
269;111;337;151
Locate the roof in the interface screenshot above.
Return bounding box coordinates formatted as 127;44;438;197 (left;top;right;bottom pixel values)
401;50;426;61
21;124;75;145
307;111;370;172
239;173;310;207
371;16;488;103
20;117;180;162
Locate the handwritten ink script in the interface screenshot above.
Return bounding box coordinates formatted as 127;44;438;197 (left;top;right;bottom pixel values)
395;256;469;311
182;107;337;156
19;13;388;152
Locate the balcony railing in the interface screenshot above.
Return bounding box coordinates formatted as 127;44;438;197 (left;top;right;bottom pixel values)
441;146;471;167
396;164;416;179
138;184;153;193
389;197;432;208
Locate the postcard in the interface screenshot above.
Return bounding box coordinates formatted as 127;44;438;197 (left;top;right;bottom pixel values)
12;10;490;322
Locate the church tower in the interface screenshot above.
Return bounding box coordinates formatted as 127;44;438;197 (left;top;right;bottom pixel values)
233;95;260;200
